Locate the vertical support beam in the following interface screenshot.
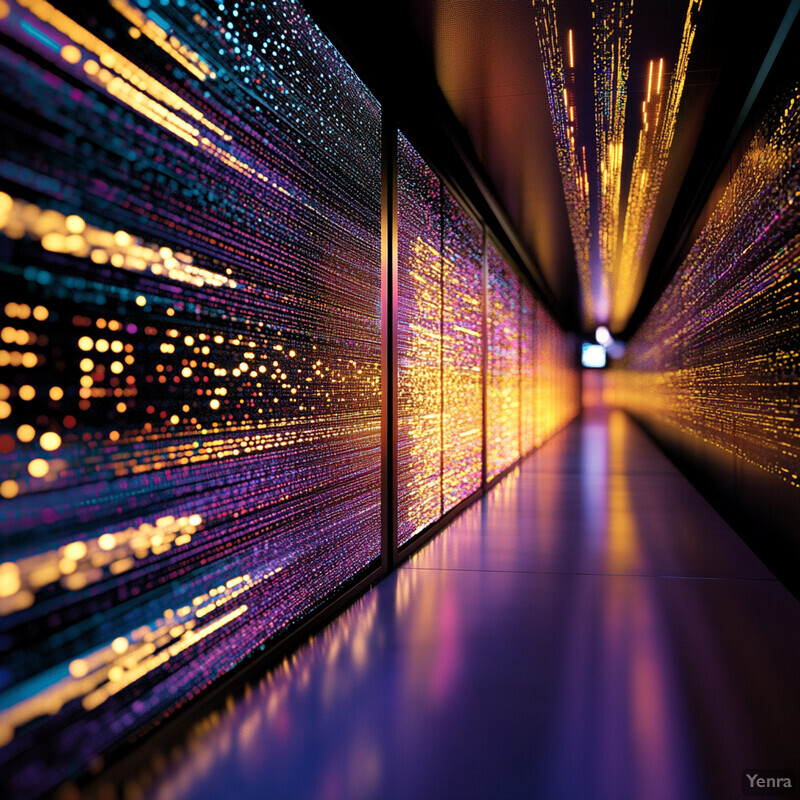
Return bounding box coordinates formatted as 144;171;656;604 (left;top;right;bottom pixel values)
481;227;489;489
381;116;398;572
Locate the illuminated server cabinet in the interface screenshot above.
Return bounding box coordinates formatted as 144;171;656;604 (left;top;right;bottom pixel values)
0;1;579;795
605;76;800;574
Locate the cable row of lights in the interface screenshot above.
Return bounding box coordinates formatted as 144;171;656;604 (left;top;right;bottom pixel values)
531;0;703;332
592;0;634;325
612;0;703;330
531;0;593;327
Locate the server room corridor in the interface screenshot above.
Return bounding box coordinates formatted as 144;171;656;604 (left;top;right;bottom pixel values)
2;1;800;798
128;401;800;800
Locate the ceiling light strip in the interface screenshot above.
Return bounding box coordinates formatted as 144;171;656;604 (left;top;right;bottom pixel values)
531;0;594;326
611;0;703;331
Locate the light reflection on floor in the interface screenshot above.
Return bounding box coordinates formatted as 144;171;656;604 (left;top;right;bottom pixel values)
131;407;800;800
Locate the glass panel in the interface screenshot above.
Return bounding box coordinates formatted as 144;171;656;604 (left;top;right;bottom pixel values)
0;1;381;794
520;288;537;456
486;243;520;479
397;134;443;545
441;188;483;512
607;80;800;488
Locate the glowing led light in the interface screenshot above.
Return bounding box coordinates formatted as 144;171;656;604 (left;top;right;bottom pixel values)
16;0;229;144
110;0;217;82
595;325;612;345
0;1;578;794
442;187;484;512
0;562;21;597
487;242;521;479
568;28;575;69
27;458;49;478
581;342;607;368
0;481;19;499
533;0;701;331
39;432;62;451
592;0;634;320
69;659;89;678
16;424;36;443
611;0;703;331
0;0;383;786
396;135;446;545
64;214;85;234
0;196;236;291
531;0;593;324
62;541;86;561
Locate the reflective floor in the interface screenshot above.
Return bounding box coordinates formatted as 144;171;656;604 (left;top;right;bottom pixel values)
140;408;800;800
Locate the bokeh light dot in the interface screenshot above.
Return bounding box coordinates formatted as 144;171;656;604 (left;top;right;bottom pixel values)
16;424;36;443
27;458;49;478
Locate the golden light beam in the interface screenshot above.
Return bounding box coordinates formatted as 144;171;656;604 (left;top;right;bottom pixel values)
531;0;593;324
611;0;703;331
110;0;216;82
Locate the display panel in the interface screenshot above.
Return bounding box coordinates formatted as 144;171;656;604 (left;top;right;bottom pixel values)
486;242;520;479
520;288;536;456
396;134;443;545
534;304;552;446
441;188;484;512
0;1;381;796
534;307;580;444
606;79;800;490
581;343;607;368
559;332;581;428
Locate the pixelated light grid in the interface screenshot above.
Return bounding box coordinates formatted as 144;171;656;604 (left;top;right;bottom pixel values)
606;79;800;490
0;0;381;795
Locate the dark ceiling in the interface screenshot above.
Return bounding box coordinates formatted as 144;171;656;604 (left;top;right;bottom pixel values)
306;0;799;335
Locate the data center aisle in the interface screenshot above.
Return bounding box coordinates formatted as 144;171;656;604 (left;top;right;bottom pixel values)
142;407;800;800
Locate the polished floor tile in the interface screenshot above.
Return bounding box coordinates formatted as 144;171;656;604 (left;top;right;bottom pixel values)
137;408;800;800
406;471;775;580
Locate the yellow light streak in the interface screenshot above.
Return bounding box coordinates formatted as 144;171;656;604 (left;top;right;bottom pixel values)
568;28;575;68
0;193;236;290
0;514;204;615
0;576;253;744
611;0;703;331
532;0;593;324
592;0;634;322
16;0;229;140
110;0;216;82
